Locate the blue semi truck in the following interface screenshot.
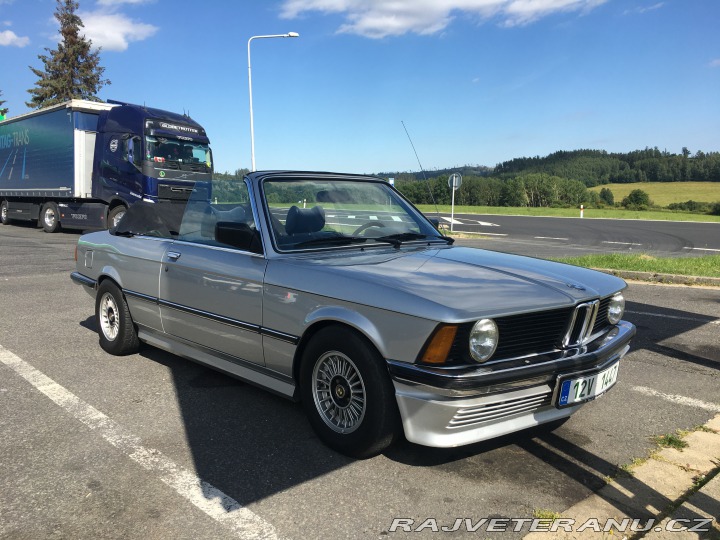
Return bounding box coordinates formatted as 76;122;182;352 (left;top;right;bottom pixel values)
0;99;212;232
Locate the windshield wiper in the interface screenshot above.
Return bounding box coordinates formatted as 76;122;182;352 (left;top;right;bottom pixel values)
373;232;452;247
291;235;368;248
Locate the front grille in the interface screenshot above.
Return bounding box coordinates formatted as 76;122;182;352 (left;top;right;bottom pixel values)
441;294;617;366
592;296;612;335
447;307;573;364
562;300;600;347
448;390;553;429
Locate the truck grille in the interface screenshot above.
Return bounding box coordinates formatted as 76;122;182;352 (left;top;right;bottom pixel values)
158;184;195;201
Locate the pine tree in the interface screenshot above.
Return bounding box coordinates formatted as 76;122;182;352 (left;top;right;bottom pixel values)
0;90;8;118
26;0;110;109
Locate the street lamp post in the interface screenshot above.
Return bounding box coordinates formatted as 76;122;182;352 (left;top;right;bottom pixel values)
247;32;299;171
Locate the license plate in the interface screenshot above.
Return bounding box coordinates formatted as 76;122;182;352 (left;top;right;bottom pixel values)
556;361;620;408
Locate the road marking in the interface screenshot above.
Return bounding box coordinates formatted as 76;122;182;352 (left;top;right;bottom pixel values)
601;241;642;246
534;236;569;241
626;310;720;324
441;217;463;225
391;216;402;222
470;232;508;237
471;220;500;227
683;247;720;253
369;215;378;220
0;345;278;540
632;386;720;412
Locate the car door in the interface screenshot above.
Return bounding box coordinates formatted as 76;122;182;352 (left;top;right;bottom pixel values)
158;183;267;366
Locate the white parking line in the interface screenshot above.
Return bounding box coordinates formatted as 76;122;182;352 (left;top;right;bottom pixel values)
0;345;278;540
683;247;720;253
534;237;569;241
601;241;642;246
632;386;720;412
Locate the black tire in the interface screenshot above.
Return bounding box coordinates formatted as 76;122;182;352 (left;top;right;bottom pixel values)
95;280;140;356
108;205;127;229
0;200;10;225
300;326;400;458
41;202;61;233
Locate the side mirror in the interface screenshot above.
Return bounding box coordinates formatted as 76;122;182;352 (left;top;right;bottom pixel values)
429;218;440;230
215;222;263;254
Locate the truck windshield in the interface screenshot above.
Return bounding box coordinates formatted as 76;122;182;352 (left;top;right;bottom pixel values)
146;136;212;169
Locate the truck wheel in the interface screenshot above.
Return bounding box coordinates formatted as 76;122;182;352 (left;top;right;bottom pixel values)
300;326;400;458
0;201;10;225
95;280;140;356
108;206;127;229
41;202;61;233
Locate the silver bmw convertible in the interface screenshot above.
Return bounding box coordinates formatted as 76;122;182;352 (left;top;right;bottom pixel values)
72;171;635;458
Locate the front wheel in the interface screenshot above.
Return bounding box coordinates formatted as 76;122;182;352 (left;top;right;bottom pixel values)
41;202;60;233
95;281;140;356
300;326;400;458
108;205;127;229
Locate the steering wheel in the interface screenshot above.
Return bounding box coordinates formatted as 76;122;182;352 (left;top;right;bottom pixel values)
352;221;386;236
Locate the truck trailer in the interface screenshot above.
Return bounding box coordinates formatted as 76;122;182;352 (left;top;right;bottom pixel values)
0;99;212;232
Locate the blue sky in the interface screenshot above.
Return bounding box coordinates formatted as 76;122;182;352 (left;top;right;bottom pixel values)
1;0;719;174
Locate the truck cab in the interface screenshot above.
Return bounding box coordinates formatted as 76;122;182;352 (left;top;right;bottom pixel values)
94;100;213;228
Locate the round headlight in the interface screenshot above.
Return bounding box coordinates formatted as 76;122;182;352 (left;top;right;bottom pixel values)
469;319;499;363
607;293;625;324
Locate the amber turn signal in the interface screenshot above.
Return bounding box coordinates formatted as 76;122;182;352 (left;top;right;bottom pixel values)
420;325;457;364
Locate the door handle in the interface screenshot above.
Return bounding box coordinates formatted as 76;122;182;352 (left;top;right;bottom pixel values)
167;251;181;261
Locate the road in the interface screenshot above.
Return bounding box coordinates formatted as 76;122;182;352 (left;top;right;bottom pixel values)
0;223;718;539
436;213;720;257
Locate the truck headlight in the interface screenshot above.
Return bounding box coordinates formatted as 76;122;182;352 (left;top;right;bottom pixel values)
469;319;499;363
607;293;625;324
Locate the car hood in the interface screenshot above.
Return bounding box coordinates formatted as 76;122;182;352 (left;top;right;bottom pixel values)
265;246;626;322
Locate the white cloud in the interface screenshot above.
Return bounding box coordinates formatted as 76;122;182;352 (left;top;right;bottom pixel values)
710;59;720;68
623;2;664;15
79;10;158;51
280;0;608;38
0;29;29;46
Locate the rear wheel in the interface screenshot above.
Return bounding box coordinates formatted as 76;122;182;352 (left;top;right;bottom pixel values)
95;280;140;356
300;326;400;458
41;202;60;233
0;200;10;225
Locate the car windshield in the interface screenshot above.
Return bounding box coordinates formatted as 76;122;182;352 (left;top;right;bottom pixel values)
145;136;212;169
262;177;445;251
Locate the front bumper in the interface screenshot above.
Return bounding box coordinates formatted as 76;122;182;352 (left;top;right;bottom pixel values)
389;321;635;448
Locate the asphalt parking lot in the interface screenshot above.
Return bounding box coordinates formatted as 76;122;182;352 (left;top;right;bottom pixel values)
1;223;718;539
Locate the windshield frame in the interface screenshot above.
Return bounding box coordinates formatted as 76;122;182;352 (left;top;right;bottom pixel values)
258;174;447;255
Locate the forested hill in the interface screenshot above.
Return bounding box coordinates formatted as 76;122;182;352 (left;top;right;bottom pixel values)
381;148;720;187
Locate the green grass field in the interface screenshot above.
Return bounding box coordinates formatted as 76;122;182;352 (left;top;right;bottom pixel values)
415;204;720;222
588;182;720;206
553;254;720;278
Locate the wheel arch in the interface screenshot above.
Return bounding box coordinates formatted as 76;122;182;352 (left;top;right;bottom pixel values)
291;307;389;385
97;268;124;291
